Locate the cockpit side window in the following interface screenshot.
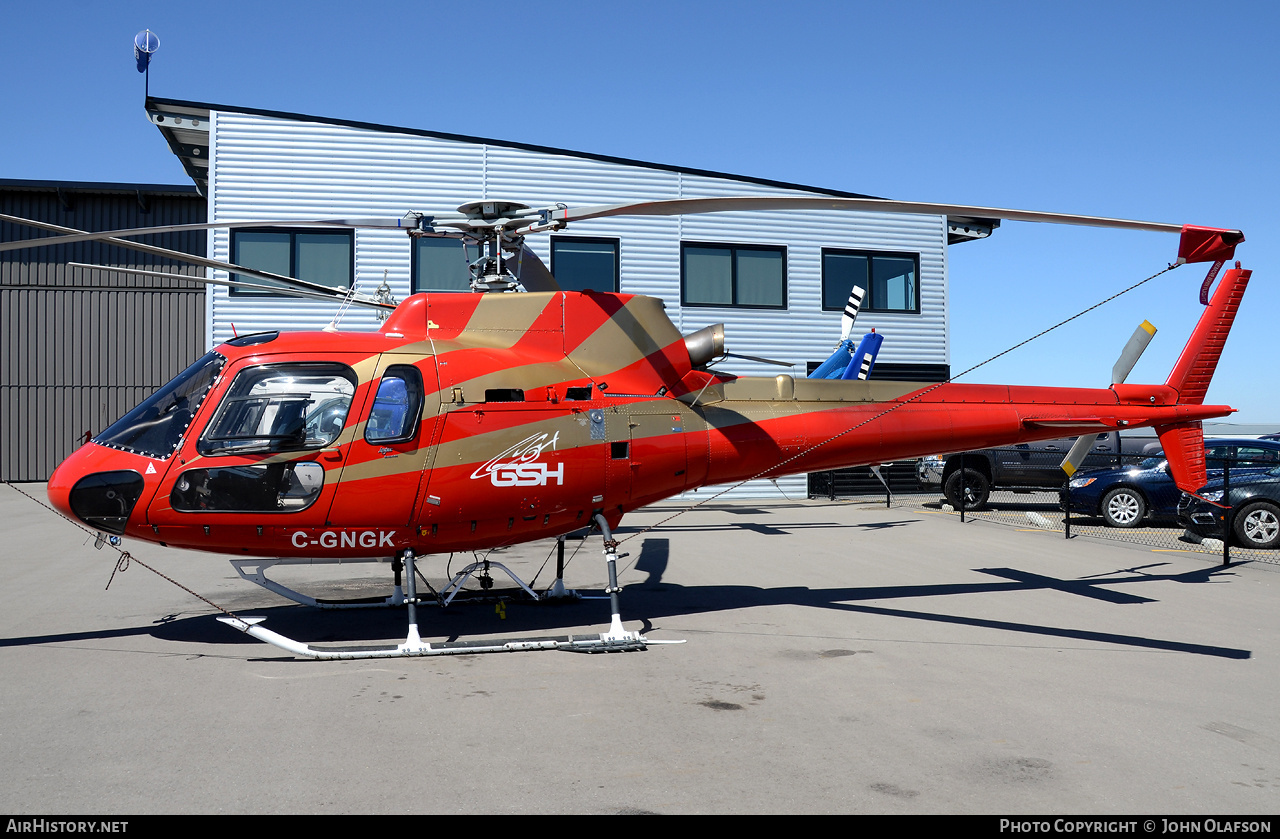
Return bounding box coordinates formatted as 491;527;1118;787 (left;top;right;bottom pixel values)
197;363;357;456
95;351;226;460
365;365;425;444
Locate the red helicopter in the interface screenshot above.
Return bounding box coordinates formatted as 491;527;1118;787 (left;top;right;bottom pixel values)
2;196;1249;659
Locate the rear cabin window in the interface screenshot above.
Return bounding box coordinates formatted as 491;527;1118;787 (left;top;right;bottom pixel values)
365;365;425;444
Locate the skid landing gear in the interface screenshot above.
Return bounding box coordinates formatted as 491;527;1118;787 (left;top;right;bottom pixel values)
217;523;681;660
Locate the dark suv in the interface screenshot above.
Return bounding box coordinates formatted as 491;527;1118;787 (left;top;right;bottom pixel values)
916;432;1126;511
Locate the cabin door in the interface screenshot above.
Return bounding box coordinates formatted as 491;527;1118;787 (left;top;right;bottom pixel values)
327;356;443;526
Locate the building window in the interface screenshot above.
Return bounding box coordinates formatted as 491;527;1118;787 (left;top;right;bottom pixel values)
822;249;919;313
413;237;475;293
230;230;353;296
550;237;619;293
681;243;785;308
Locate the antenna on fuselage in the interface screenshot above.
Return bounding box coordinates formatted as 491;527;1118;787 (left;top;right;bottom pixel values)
323;279;362;333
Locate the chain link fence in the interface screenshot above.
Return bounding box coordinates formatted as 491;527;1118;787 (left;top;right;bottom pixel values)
809;451;1280;567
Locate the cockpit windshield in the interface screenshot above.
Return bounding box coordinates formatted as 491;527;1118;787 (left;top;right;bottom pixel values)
95;351;226;459
197;363;357;456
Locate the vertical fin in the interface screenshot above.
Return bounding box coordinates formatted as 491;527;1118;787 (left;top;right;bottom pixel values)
1165;266;1251;404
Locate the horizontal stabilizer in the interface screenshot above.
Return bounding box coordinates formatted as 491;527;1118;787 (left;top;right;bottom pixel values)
1024;418;1115;429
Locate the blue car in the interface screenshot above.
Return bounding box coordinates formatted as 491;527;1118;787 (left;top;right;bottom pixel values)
1061;439;1280;528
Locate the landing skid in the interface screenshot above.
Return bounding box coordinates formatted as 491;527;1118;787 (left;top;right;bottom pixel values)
219;518;681;660
216;615;670;659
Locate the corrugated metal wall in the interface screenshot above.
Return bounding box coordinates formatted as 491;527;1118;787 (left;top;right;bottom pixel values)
205;111;950;497
0;184;206;481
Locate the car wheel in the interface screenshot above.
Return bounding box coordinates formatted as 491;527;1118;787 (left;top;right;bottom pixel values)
944;468;990;511
1101;487;1146;528
1232;501;1280;549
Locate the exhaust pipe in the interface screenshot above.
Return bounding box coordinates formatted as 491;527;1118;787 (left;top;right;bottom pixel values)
684;323;724;368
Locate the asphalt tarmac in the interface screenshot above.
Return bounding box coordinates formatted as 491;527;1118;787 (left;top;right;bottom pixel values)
1;483;1277;815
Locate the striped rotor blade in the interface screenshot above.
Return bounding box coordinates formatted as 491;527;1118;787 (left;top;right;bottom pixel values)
1112;320;1158;385
503;243;560;293
0;214;431;254
856;353;875;380
543;196;1193;234
1060;434;1098;478
840;285;866;341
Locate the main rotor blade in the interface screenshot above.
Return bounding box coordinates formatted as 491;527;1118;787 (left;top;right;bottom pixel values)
502;243;560;293
0;214;433;254
67;263;393;310
543;196;1206;235
1112;320;1158;385
0;214;383;304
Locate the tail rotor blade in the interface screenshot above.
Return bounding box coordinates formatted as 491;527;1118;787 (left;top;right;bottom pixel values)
1065;319;1158;476
1112;320;1157;385
1060;433;1098;478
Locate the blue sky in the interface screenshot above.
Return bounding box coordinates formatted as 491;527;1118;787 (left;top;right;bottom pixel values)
3;1;1278;424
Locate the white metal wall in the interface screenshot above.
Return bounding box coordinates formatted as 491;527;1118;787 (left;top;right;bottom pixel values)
206;110;949;498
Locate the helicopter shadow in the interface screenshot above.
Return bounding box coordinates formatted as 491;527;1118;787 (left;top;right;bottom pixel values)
623;538;1250;660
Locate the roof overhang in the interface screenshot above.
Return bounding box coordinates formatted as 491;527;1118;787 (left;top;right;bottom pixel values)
947;215;1000;244
146;102;210;195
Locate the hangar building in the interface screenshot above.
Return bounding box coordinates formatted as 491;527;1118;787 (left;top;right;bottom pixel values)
2;98;995;493
143;96;993;497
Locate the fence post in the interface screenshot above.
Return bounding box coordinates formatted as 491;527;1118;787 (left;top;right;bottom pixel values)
1222;459;1232;567
959;451;966;523
1063;478;1071;539
885;465;891;509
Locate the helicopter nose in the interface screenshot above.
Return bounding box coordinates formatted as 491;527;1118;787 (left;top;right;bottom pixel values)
66;471;146;535
47;452;146;536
